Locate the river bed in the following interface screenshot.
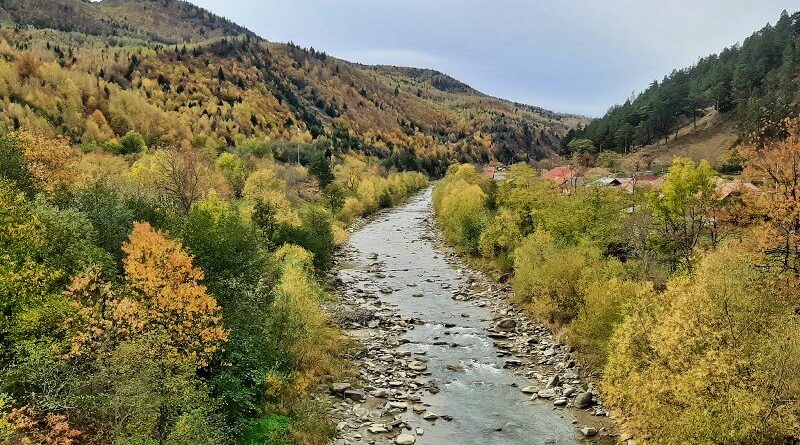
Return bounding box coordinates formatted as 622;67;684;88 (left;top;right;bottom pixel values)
328;188;611;445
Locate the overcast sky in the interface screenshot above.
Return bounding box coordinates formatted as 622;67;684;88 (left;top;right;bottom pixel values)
190;1;799;117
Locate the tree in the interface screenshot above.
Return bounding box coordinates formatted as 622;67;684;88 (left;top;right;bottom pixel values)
16;53;41;80
118;130;147;155
214;152;247;198
322;182;345;212
308;151;334;188
69;222;228;367
0;131;35;194
603;243;800;444
597;150;621;171
122;222;227;366
155;146;209;214
742;118;800;280
567;138;596;155
649;158;718;272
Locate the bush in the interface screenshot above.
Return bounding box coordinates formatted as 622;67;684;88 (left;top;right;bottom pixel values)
567;278;653;368
273;206;335;272
603;243;800;444
270;245;342;393
0;132;35;194
118;130;147;155
512;231;621;324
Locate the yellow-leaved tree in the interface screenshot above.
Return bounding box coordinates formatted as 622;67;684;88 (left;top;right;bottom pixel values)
603;242;800;444
69;222;227;367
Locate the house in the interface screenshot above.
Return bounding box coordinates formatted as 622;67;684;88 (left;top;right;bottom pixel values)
482;165;496;179
593;177;631;187
715;179;757;202
543;166;574;182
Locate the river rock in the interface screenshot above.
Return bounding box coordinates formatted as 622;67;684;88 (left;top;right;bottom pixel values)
553;397;568;406
331;382;351;393
368;424;389;434
580;427;598;437
495;318;517;332
521;385;539;394
395;434;416;444
422;411;438;421
537;388;557;399
344;389;366;402
408;361;428;372
545;375;560;388
574;392;593;409
388;401;408;410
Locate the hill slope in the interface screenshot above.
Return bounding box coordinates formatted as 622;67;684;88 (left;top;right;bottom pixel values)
0;0;583;174
621;109;739;171
563;9;800;168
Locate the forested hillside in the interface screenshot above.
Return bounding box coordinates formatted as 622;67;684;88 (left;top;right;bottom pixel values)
0;0;581;175
562;9;800;164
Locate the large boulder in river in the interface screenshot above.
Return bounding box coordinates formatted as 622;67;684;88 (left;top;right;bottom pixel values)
494;318;517;332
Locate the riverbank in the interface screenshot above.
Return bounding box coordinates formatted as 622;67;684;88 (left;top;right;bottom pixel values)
325;189;615;445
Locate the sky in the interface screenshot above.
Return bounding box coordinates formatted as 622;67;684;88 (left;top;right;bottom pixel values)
190;1;799;117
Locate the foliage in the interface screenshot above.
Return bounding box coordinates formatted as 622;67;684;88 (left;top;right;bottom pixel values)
567;279;653;368
603;243;800;444
118;130;147;155
512;231;622;324
241;416;292;445
649;158;717;272
742;117;800;280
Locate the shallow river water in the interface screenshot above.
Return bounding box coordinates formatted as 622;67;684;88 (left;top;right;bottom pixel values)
336;189;583;445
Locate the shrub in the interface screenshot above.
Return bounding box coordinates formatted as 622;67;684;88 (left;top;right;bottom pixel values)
512;231;621;324
273;207;335;272
241;415;292;445
118;130;147;155
567;278;653;368
603;243;800;444
478;208;523;272
270;245;342;393
435;179;488;255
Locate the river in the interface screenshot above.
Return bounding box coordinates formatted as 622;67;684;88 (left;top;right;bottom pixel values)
330;188;605;445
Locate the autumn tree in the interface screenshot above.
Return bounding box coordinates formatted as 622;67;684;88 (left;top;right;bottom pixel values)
649;157;718;272
16;53;41;80
742;117;800;280
69;222;227;367
5;407;81;445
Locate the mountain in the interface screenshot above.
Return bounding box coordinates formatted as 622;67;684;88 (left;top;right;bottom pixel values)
0;0;583;175
562;9;800;170
0;0;257;43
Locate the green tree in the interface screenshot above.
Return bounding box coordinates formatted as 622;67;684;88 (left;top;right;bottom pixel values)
118;130;147;155
649;157;717;272
566;138;596;155
308;151;334;188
